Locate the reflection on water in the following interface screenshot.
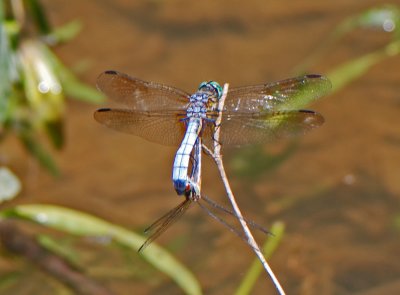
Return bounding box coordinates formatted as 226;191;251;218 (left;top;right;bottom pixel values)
3;0;400;294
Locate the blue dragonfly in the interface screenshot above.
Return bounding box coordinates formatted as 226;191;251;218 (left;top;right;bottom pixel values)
134;135;269;251
94;70;331;249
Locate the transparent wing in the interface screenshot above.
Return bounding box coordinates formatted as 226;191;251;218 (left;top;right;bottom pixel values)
94;108;186;146
97;70;190;111
138;198;193;252
201;110;324;147
224;74;331;113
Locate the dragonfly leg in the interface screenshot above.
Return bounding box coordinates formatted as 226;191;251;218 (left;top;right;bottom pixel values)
210;122;223;147
203;117;216;124
179;117;190;124
183;181;200;201
188;152;198;174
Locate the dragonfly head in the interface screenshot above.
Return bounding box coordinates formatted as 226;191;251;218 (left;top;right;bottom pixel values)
198;81;223;99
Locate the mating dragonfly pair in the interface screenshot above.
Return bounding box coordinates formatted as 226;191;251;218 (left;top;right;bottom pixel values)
94;70;331;250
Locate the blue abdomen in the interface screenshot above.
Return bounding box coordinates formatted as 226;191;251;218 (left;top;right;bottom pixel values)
174;179;188;195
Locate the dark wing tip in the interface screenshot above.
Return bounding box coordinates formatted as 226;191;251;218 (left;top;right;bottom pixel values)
104;70;118;75
304;74;332;94
299;109;317;114
97;70;119;83
93;108;112;122
96;108;112;112
305;74;322;79
305;74;331;86
96;71;120;91
299;110;325;127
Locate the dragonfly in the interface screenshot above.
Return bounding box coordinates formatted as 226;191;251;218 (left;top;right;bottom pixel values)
94;70;332;249
137;136;272;251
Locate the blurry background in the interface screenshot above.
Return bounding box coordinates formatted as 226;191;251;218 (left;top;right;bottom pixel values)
1;0;399;294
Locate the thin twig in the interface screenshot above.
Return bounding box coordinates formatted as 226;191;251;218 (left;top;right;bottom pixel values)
209;83;286;295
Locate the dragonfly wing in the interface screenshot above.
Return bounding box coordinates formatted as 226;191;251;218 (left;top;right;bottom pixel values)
224;74;331;113
97;70;190;111
215;110;324;146
94;108;186;146
139;198;193;252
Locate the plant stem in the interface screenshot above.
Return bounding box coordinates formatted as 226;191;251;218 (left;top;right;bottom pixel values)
209;83;286;295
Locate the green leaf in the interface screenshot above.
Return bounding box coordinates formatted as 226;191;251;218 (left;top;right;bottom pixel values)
0;1;3;20
354;5;400;34
0;24;12;124
38;45;105;103
37;234;81;266
18;125;60;176
328;40;400;92
1;204;202;295
276;75;332;110
18;40;66;149
294;5;400;73
63;78;105;103
45;20;82;44
25;0;51;34
44;120;64;149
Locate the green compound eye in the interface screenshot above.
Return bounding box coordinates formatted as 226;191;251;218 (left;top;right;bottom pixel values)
198;81;222;99
198;81;208;89
208;81;222;99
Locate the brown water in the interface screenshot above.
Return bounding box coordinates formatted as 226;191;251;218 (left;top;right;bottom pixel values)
3;0;400;294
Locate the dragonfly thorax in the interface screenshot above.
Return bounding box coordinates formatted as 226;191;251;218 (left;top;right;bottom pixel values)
187;81;221;119
187;92;209;118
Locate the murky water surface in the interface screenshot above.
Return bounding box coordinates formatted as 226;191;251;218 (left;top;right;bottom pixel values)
2;0;400;294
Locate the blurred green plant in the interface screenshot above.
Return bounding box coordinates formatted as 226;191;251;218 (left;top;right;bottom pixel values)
296;4;400;75
235;222;285;295
229;5;400;292
232;4;400;179
0;0;104;176
1;3;399;295
0;1;200;294
0;204;202;295
230;143;298;181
